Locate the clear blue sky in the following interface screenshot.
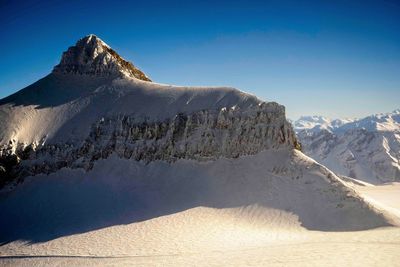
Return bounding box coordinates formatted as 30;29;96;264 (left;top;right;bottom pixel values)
1;0;399;119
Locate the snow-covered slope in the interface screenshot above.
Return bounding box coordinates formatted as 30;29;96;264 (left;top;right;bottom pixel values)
1;149;399;266
295;110;400;184
0;150;396;250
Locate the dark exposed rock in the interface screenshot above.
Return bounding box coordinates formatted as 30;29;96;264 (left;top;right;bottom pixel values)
52;34;151;81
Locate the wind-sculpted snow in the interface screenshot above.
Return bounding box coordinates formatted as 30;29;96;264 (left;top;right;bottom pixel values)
0;149;393;245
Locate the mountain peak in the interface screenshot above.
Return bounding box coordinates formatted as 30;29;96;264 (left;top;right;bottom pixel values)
78;34;110;50
52;34;151;81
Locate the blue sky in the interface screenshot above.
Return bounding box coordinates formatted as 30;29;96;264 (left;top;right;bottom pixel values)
1;0;399;119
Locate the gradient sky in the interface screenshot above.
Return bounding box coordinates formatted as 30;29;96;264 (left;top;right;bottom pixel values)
1;0;399;119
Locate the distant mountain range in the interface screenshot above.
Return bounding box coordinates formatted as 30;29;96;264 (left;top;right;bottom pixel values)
294;110;400;183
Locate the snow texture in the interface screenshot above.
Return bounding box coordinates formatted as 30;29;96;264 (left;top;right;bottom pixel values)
0;150;399;266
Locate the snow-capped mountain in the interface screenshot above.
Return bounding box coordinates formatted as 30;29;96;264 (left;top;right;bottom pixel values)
0;35;396;252
293;115;353;133
294;110;400;184
0;34;299;186
338;109;400;132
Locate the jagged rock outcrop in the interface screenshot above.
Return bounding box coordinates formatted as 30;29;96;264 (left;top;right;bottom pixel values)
53;34;151;81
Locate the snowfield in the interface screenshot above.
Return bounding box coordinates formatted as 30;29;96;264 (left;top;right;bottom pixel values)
1;150;400;266
352;182;400;221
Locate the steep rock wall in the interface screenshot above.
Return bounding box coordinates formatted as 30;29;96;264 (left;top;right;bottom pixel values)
0;102;298;186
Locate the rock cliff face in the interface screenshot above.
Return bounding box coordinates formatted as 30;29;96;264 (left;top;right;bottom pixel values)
1;102;297;183
0;35;298;187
